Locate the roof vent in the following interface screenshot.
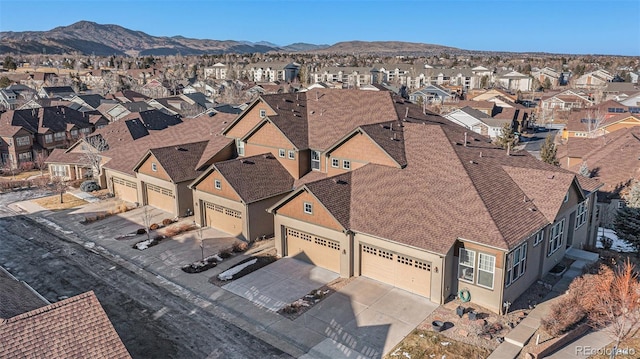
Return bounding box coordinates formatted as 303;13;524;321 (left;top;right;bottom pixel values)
528;207;537;212
469;160;477;164
547;174;555;179
241;159;255;164
176;146;187;151
332;178;348;185
263;154;274;159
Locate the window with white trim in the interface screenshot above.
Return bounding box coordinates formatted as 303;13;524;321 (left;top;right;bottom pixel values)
534;229;544;246
15;136;30;146
236;139;244;156
505;243;527;287
259;109;266;118
214;180;221;190
288;150;295;160
70;129;79;138
51;165;68;177
151;162;157;172
18;152;32;162
548;218;565;256
564;191;569;203
54;132;65;141
342;160;351;170
311;150;320;170
458;248;475;283
303;202;313;214
278;149;285;158
477;253;495;289
45;134;53;143
331;158;339;168
575;199;589;229
80;127;91;134
617;201;625;209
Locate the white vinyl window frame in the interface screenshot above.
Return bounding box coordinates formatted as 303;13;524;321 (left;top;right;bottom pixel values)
548;218;565;256
303;202;313;214
505;243;527;287
477;253;496;290
278;149;285;158
288;150;295;160
575;199;589;229
151;162;158;172
331;158;339;168
342;159;351;170
458;248;475;283
214;179;221;190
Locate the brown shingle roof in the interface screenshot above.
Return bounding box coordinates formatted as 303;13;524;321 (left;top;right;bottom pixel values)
45;148;86;165
305;172;352;229
0;291;131;359
0;268;48;319
147;141;209;183
214;154;294;203
102;113;235;176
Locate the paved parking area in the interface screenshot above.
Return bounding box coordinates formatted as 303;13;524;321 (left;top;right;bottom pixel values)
222;257;339;312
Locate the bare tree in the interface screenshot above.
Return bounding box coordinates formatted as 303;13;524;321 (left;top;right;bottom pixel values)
50;175;68;203
81;135;108;180
34;151;48;176
583;109;606;138
140;206;152;242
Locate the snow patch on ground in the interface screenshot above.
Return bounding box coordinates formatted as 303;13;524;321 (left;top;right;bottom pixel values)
33;217;73;234
218;258;257;281
596;227;636;253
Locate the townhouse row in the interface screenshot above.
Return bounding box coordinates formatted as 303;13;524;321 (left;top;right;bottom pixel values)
48;89;601;314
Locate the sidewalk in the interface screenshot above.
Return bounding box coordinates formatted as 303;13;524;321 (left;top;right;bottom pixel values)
488;249;608;359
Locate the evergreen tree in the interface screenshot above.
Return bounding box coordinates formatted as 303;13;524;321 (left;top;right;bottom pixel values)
614;181;640;255
540;134;559;166
578;162;591;177
495;122;518;150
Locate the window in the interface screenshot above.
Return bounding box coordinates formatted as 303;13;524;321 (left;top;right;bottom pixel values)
458;248;475;283
288;150;295;160
45;134;53;144
303;202;313;214
534;230;544;246
80;127;91;134
18;152;32;162
342;160;351;170
214;179;221;190
617;201;625;209
236;139;244;156
575;199;589;229
70;129;79;138
15;136;30;146
564;191;569;203
548;219;565;256
477;253;495;289
54;132;65;141
151;163;157;172
331;158;339;168
259;109;266;118
311;150;320;170
278;149;285;158
51;165;68;177
505;243;527;287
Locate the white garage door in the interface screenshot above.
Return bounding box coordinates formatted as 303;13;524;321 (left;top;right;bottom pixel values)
145;183;174;213
112;177;137;203
361;244;431;298
286;227;340;273
204;202;243;236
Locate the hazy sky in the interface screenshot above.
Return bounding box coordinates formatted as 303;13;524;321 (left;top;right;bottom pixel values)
1;0;638;55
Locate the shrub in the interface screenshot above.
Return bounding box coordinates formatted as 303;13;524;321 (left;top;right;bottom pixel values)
219;248;233;259
232;241;248;253
599;236;613;250
118;203;128;213
162;218;174;226
541;292;585;336
136;228;147;235
80;180;100;192
149;223;159;230
19;162;34;171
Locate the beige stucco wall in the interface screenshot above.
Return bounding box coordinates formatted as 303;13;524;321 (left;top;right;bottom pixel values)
454;240;505;314
502;230;546;307
246;194;290;242
353;232;444;305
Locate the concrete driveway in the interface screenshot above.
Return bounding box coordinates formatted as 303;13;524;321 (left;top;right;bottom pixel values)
222;257;339;312
223;257;438;358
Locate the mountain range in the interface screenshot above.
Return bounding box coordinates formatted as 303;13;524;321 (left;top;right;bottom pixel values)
0;21;456;56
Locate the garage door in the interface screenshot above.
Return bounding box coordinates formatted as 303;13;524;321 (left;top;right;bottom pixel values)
112;177;137;203
204;202;242;236
361;244;431;298
145;183;174;213
286;227;340;273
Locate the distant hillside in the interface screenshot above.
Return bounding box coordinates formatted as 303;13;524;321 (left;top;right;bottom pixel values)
0;21;457;56
314;41;458;55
